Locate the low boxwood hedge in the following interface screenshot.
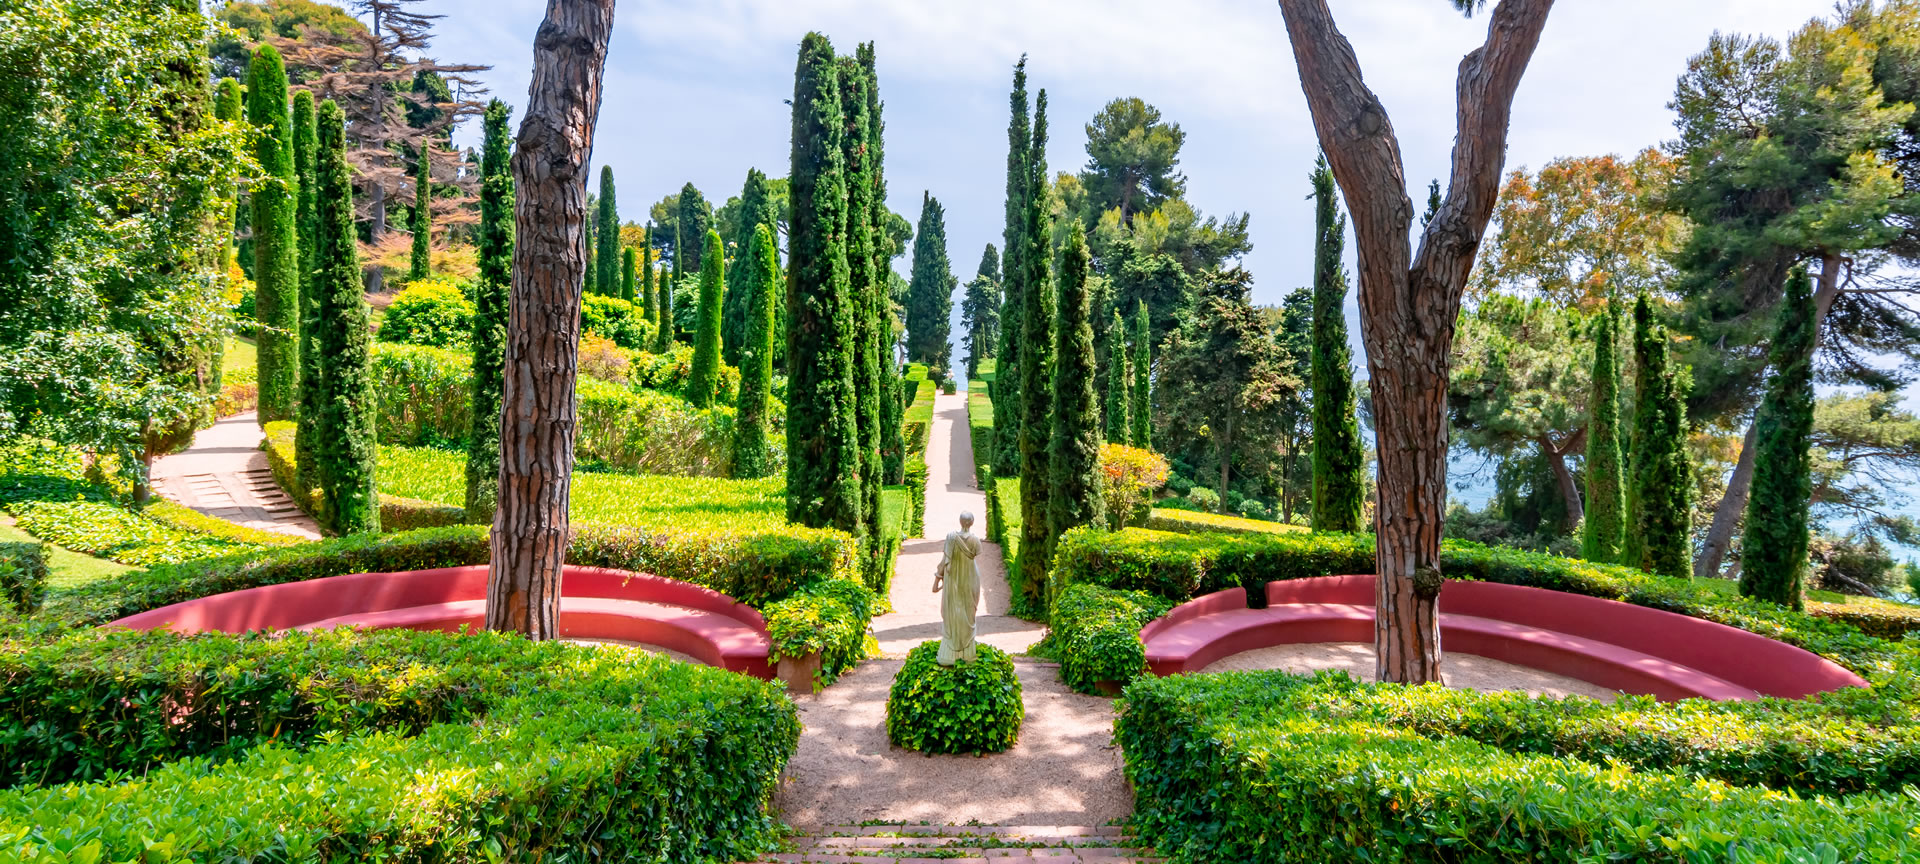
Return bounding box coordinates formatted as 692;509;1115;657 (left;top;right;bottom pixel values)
885;641;1023;755
1043;583;1171;696
262;421;476;533
764;578;879;689
1809;598;1920;639
1117;670;1920;863
1143;507;1306;537
0;626;800;861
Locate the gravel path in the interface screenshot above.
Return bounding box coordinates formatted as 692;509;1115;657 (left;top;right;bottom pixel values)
1200;642;1621;702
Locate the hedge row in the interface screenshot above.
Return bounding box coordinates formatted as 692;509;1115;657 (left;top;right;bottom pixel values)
1809;598;1920;639
966;376;994;491
0;626;799;861
1048;528;1900;676
901;364;935;456
1044;583;1170;696
903;452;928;535
9;500;262;567
263;421;467;533
0;543;46;614
1117;670;1920;863
1143;507;1306;537
143;500;304;548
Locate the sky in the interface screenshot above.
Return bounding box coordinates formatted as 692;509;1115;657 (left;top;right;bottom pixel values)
420;0;1841;312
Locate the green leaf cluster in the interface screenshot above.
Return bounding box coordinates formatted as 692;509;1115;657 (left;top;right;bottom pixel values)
0;542;48;615
1045;583;1171;695
1743;270;1818;608
764;577;879;689
885;641;1024;755
376;276;475;350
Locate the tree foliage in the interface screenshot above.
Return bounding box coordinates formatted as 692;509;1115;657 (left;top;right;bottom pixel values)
249;44;301;425
463;99;512;524
1624;293;1692;579
311;98;377;535
409;146;432;281
1104;310;1131;445
1159;271;1295;515
1470;150;1683;306
1742;270;1816;609
906;192;956;368
961;244;1001;378
1079;97;1186;225
1017;89;1055;603
993;57;1031;479
1050;223;1106;549
734;224;778;480
596;165;620;297
1130;299;1152;451
722;168;778;367
292;88;323;497
1309;156;1365;533
1581;303;1626;563
686;229;725;408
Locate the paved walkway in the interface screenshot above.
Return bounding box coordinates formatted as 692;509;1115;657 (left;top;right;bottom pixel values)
773;390;1128;831
151;412;322;540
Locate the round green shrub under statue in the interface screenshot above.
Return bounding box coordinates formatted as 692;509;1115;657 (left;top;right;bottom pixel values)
886;641;1023;755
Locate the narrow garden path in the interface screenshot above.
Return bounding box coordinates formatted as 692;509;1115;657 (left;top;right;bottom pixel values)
771;390;1132;834
151;412;322;540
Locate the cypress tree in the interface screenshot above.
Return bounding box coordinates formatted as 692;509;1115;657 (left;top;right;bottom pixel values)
291;89;322;497
906;192;956;368
1131;299;1152;450
687;229;726;407
621;246;636;303
465;99;513;524
784;33;862;536
214;78;244;273
640;226;656;321
725;168;778;366
1105;310;1130;444
1309;155;1365;533
1741;268;1816;609
734;224;778;479
247;45;300;425
993;57;1031;478
1624;292;1693;578
674;182;711;287
1050;222;1105;555
653;254;675;352
1581;303;1626;563
838;54;884;583
597;165;619;298
409;148;431;281
312;99;377;535
583;209;597;296
862;42;905;488
1016;90;1055;604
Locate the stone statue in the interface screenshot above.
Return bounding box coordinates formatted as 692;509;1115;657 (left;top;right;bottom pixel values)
933;511;983;665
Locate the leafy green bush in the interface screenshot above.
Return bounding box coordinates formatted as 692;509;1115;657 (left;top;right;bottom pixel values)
0;626;799;861
376;276;474;349
1046;583;1172;695
1808;599;1920;639
885;641;1023;755
1236;498;1273;521
0;542;47;614
1144;507;1306;537
142;500;303;548
9;500;260;566
214;364;257;417
1187;486;1220;511
1117;670;1920;863
765;578;878;689
904;453;928;533
632;343;742;405
580;292;655;350
369;342;472;447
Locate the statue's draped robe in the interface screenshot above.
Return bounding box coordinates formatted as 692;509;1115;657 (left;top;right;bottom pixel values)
937;530;983;665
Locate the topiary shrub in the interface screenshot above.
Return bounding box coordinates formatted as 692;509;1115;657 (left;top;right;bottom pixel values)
581;292;655;351
377;276;474;349
886;641;1023;755
1045;583;1172;695
1188;486;1220;512
0;542;48;614
765;578;878;689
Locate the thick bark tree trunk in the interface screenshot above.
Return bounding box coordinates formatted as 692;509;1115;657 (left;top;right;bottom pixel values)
486;0;615;639
1540;429;1586;532
1694;254;1844;579
1278;0;1553;684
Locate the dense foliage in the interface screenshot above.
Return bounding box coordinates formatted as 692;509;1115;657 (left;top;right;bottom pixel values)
1308;155;1365;533
465;99;513;524
1582;303;1626;562
0;542;47;614
1047;583;1170;694
1624;293;1691;578
686;229;726;407
992;58;1031;478
1016;91;1056;606
734;225;779;479
764;577;879;689
885;641;1024;755
376;276;475;349
906;192;955;367
1744;270;1818;608
1049;223;1105;554
248;44;300;425
309;100;377;536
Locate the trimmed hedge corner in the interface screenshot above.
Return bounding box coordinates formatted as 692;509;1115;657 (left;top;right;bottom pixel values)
1046;583;1171;696
142;500;304;548
886;641;1023;755
1143;507;1306;537
765;578;879;690
0;626;800;861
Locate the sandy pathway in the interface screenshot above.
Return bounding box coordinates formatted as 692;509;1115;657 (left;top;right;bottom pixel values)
1200;642;1621;702
151;411;322;540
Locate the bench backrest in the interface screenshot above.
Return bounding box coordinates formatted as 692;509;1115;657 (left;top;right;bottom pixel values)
1141;587;1247;643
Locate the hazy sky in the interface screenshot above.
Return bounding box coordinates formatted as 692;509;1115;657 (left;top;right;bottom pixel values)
420;0;1838;310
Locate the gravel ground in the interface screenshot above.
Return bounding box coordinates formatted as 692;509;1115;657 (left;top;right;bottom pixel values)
1199;641;1621;702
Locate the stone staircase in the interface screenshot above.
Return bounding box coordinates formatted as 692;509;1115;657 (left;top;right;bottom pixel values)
745;824;1161;863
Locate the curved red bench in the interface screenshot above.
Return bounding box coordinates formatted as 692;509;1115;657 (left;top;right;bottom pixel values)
108;565;774;679
1140;574;1866;701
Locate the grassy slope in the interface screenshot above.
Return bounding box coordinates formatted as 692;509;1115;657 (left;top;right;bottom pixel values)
223;336;257;375
0;515;132;589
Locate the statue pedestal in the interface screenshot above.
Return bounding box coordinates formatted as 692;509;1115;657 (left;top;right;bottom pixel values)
777;651;822;695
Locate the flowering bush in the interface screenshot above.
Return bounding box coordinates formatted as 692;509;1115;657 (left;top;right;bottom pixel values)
1099;444;1169;529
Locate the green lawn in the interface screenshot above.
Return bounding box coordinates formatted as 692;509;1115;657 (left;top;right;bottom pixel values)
223;336;256;376
0;514;132;589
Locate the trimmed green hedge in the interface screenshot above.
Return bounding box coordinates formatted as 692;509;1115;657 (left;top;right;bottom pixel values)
1045;583;1171;696
262;422;468;533
904;453;928;535
0;626;799;861
1144;507;1306;537
9;500;262;567
0;543;47;614
765;578;879;690
1809;598;1920;639
966;376;993;490
901;364;935;456
885;641;1023;755
1117;670;1920;863
142;500;304;548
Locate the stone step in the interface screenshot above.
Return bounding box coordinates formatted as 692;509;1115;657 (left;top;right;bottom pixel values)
741;826;1160;863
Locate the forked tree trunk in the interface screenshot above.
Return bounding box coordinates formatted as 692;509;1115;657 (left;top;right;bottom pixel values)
1277;0;1553;684
1540;428;1586;532
486;0;616;638
1693;254;1845;579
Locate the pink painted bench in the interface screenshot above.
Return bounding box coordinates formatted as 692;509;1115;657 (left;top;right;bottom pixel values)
1140;574;1867;701
108;565;775;679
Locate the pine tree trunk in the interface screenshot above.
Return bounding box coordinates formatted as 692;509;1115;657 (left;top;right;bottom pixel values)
1278;0;1552;684
486;0;615;639
1540;433;1585;532
1695;254;1844;579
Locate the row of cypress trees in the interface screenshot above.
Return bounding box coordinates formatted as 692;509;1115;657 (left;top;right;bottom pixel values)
242;46;378;536
1580;293;1692;579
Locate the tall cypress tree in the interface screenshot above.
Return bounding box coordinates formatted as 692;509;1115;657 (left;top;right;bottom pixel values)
1308;155;1365;533
1105;310;1130;444
906;191;956;368
653;251;675;352
621;246;636;303
1131;300;1152;450
583;207;597;296
312;99;377;535
993;57;1030;478
838;54;884;583
291;89;322;497
597;165;619;298
214;78;244;274
248;45;300;425
734;224;779;479
674;182;711;289
1050;222;1105;559
725;168;778;366
1741;268;1816;609
640;226;656;322
963;244;1001;378
1581;303;1626;563
1016;89;1055;604
465;99;513;524
1624;292;1693;578
409;148;431;281
687;229;726;407
784;33;862;536
862;42;905;488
